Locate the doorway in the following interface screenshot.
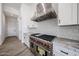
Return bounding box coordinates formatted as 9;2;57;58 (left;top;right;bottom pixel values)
5;16;18;37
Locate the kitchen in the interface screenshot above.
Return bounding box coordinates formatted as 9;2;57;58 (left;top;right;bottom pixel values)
0;3;79;56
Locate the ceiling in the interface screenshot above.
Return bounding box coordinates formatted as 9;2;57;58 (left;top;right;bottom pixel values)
3;3;21;11
3;3;37;10
3;3;37;18
3;3;21;18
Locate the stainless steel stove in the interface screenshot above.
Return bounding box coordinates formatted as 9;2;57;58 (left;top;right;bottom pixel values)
29;33;56;56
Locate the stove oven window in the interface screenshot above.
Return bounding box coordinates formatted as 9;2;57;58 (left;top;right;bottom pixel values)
36;46;47;56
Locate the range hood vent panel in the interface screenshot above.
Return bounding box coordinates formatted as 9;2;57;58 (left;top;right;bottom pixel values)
31;3;57;22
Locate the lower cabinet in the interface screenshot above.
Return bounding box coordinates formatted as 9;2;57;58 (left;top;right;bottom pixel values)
53;41;79;56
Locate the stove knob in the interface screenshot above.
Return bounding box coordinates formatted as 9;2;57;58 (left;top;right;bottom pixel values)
41;42;43;45
44;43;47;47
47;44;49;48
43;43;45;46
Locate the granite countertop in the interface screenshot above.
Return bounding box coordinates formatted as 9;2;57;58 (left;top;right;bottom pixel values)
54;37;79;49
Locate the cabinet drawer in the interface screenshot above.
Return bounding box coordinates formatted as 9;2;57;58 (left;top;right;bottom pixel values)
53;43;76;56
54;50;69;56
53;47;69;56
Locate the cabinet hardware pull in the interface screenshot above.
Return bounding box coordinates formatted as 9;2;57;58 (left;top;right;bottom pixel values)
59;19;60;24
60;50;68;55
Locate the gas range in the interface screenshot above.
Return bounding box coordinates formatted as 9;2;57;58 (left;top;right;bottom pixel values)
30;33;56;56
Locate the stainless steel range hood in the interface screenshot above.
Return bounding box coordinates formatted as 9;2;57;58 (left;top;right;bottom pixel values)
31;3;57;22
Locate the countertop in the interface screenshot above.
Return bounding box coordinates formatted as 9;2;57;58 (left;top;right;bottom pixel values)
53;37;79;49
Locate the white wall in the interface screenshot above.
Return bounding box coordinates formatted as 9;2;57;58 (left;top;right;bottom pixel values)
0;3;2;45
17;17;22;40
20;3;37;47
6;16;18;37
1;13;6;42
0;3;6;45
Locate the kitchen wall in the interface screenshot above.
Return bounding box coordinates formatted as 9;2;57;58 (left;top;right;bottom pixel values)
30;3;79;41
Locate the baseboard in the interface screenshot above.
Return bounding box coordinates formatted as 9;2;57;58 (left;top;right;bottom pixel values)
5;36;18;39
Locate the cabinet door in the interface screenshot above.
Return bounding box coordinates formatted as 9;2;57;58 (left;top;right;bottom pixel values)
77;3;79;24
72;4;77;24
58;3;77;26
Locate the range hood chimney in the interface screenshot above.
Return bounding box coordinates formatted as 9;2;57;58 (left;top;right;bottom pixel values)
31;3;57;22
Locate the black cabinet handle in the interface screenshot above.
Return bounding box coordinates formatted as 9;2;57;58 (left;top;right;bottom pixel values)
60;50;68;55
58;19;60;24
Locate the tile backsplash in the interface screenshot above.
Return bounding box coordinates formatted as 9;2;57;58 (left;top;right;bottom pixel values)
30;18;79;41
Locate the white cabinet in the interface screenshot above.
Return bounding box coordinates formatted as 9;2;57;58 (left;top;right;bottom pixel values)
58;3;78;26
53;42;75;56
53;39;79;56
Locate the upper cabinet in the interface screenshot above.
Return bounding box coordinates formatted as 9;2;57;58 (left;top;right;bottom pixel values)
58;3;79;26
